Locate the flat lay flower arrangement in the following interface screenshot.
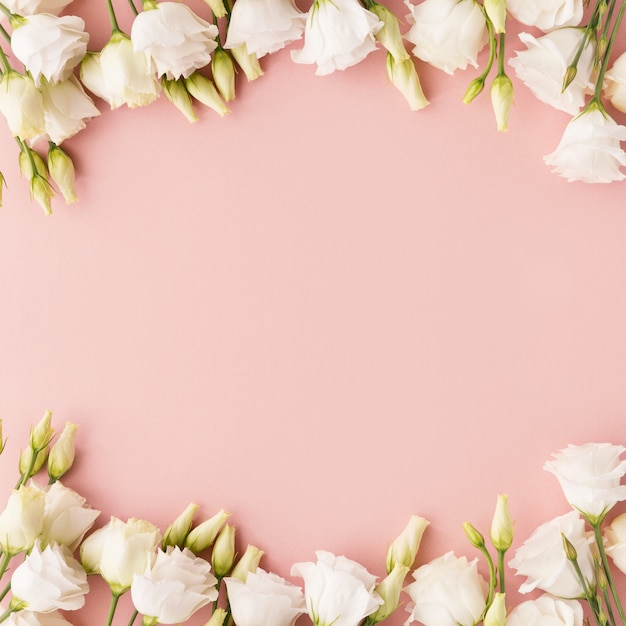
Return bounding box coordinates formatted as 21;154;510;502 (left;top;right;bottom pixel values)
0;0;625;213
4;413;626;626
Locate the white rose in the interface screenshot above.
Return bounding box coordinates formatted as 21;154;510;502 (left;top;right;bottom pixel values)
290;0;383;76
225;0;306;58
1;0;73;15
509;511;594;598
0;485;45;555
130;547;218;625
11;540;89;612
509;28;594;115
544;442;626;520
0;71;45;141
10;14;88;86
604;513;626;574
605;51;626;114
131;2;219;80
225;568;306;626
506;0;583;31
404;551;487;626
291;550;383;626
80;516;161;595
5;610;73;626
507;596;583;626
404;0;487;75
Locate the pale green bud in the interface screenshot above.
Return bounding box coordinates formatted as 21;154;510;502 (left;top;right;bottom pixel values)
47;422;79;481
484;593;506;626
490;74;514;132
230;544;264;582
562;533;578;562
490;494;514;551
184;73;230;117
19;446;47;479
368;563;410;623
230;44;264;82
48;145;78;205
386;515;429;573
484;0;506;34
19;145;47;180
202;0;227;18
462;77;484;104
30;174;54;216
212;49;236;102
204;608;227;626
369;3;409;62
31;410;54;451
184;509;230;554
162;502;198;548
212;524;236;577
463;521;485;549
162;77;197;123
385;54;429;112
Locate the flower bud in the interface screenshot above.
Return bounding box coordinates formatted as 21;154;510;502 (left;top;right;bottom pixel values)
562;533;578;562
19;446;47;480
31;410;54;450
369;2;408;62
490;494;514;551
162;502;198;548
490;73;514;132
484;592;506;626
184;73;229;117
484;0;506;34
230;44;264;82
212;524;236;577
463;521;485;549
386;515;429;573
368;562;410;623
229;544;264;582
385;53;429;111
212;48;236;102
462;77;484;104
162;77;197;123
47;145;77;205
47;421;79;481
202;0;227;18
30;174;54;216
184;509;230;554
18;145;47;181
204;608;227;626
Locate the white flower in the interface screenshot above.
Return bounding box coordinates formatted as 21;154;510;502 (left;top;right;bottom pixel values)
10;14;88;86
291;550;383;626
506;0;583;31
1;0;73;16
80;516;161;595
226;568;306;626
404;0;487;75
603;512;626;573
225;0;306;58
507;596;584;626
0;484;45;555
509;511;594;598
509;28;594;115
81;32;160;110
131;2;219;80
11;540;89;612
404;552;487;626
5;611;74;626
130;547;218;624
0;71;45;140
545;442;626;519
290;0;383;76
605;51;626;114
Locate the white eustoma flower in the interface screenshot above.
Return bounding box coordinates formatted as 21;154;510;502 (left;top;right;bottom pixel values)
81;31;161;109
0;484;45;555
404;552;487;626
130;547;218;625
506;0;583;31
80;516;161;595
225;0;306;58
507;596;583;626
1;0;73;16
509;28;594;115
11;540;89;612
509;511;594;598
131;2;219;80
5;610;74;626
290;0;383;76
225;568;306;626
604;513;626;574
291;551;383;626
10;14;88;86
404;0;487;75
0;70;45;140
605;51;626;114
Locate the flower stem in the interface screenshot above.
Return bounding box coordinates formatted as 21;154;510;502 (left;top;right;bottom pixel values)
592;521;626;625
126;0;138;16
497;33;505;77
591;0;626;103
106;592;121;626
105;0;121;33
497;549;505;593
0;553;12;581
0;608;12;624
0;581;10;603
0;23;10;44
128;609;138;626
0;46;11;73
0;3;12;19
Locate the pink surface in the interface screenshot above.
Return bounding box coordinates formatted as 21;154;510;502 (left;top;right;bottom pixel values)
1;1;626;624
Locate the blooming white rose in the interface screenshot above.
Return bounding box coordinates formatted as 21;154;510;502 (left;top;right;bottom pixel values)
509;29;594;115
5;610;73;626
291;0;383;76
0;71;45;140
0;484;45;555
506;0;583;31
604;512;626;574
225;0;306;58
545;442;626;520
11;540;89;612
404;0;487;75
131;2;219;80
507;596;583;626
225;568;306;626
80;516;161;595
509;511;594;598
130;547;218;624
1;0;73;15
605;51;626;114
10;14;88;86
404;552;487;626
291;550;383;626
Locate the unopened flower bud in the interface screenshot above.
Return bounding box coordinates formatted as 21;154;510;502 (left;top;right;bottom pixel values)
462;77;484;104
490;73;513;132
47;145;77;205
562;533;578;562
212;524;236;577
484;592;506;626
368;562;410;623
386;54;429;111
162;77;197;123
31;410;54;451
230;44;264;82
184;509;230;554
184;73;229;117
490;494;514;551
19;145;47;181
30;174;54;216
204;608;227;626
386;515;429;573
230;544;264;582
47;422;79;481
212;48;236;102
369;2;409;62
463;521;485;549
562;65;577;92
202;0;227;18
19;447;47;479
484;0;506;33
162;502;198;548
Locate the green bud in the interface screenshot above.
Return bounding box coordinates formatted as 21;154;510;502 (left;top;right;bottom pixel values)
490;494;514;551
184;509;230;554
202;0;227;18
369;3;409;62
31;410;54;450
562;65;577;93
204;608;227;626
490;73;514;132
484;0;506;34
386;515;429;573
230;544;264;582
462;77;485;104
162;503;198;548
48;145;78;205
230;44;264;82
385;54;429;111
162;77;197;123
19;145;47;180
30;174;54;216
463;521;485;549
212;48;236;102
484;593;506;626
47;422;79;482
19;446;47;479
184;73;230;117
562;533;578;562
368;563;410;623
212;524;236;577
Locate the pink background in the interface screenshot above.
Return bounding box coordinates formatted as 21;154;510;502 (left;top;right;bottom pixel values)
1;1;626;623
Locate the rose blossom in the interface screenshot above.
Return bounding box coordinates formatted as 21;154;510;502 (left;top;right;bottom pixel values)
404;551;487;626
1;0;73;15
0;484;45;555
506;0;583;31
131;2;219;80
507;596;584;626
404;0;487;75
509;28;594;115
605;51;626;114
290;0;383;76
291;551;382;626
509;511;594;598
10;14;88;86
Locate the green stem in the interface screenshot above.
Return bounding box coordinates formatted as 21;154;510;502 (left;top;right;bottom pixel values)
0;580;10;603
0;46;11;73
0;23;10;44
212;577;222;613
126;0;138;15
105;0;121;33
106;592;121;626
592;521;626;625
497;33;505;76
497;549;505;593
478;18;497;82
0;608;12;624
477;543;496;606
591;0;626;102
128;609;139;626
0;3;12;18
0;553;12;581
